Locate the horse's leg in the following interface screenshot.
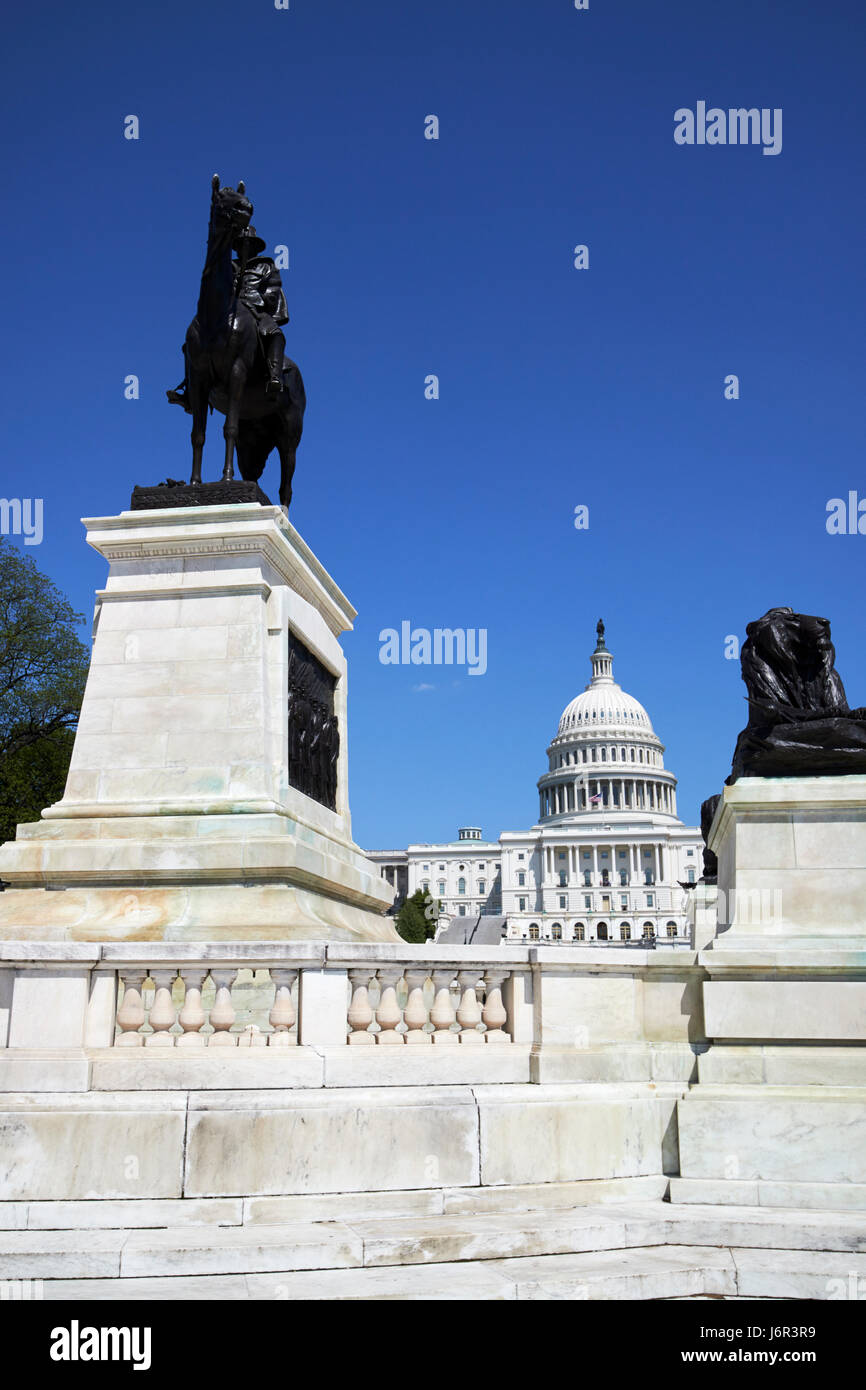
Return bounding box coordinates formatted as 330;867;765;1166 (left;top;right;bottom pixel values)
278;440;295;513
189;369;209;485
222;358;247;482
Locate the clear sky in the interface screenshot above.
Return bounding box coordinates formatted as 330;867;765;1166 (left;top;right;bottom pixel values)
2;0;865;848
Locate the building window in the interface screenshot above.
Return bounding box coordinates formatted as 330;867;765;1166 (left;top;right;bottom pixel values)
620;894;628;908
642;923;655;939
584;895;591;909
438;864;445;871
686;850;694;857
517;872;525;887
552;923;563;941
559;895;566;909
529;924;540;941
621;748;626;761
478;880;486;894
666;921;677;937
646;893;654;907
620;924;631;940
597;923;609;941
558;871;567;887
459;905;466;916
619;871;627;886
644;870;653;885
458;878;466;894
422;881;429;892
438;881;445;895
518;853;525;861
687;868;695;884
573;923;586;941
558;851;566;860
519;896;526;911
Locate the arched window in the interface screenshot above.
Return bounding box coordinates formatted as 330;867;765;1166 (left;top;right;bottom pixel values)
597;923;609;941
642;922;655;939
620;923;631;940
458;878;466;895
573;923;586;940
666;921;677;938
551;923;563;941
528;923;540;941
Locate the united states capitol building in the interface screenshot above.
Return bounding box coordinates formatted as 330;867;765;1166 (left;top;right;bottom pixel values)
370;623;703;945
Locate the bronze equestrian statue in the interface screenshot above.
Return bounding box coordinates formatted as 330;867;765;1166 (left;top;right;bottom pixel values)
167;176;306;510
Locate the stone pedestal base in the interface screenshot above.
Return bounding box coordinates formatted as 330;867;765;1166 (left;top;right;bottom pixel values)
0;503;395;943
672;774;866;1210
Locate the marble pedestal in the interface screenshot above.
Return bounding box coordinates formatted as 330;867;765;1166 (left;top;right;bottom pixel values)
674;776;866;1210
0;504;396;943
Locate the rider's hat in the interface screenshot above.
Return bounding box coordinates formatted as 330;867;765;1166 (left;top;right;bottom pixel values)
233;224;267;258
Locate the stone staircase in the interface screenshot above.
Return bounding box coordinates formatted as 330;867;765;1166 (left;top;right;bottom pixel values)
2;1188;864;1300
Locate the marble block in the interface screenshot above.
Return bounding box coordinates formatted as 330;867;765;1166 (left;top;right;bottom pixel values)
0;504;396;943
707;774;866;945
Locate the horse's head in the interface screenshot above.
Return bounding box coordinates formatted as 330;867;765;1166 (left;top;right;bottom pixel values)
210;174;253;242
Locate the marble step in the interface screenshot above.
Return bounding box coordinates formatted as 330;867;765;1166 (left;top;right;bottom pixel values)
0;1176;667;1232
2;1202;865;1280
37;1245;866;1301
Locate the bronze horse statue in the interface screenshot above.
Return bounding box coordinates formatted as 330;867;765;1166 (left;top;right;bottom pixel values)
172;176;305;509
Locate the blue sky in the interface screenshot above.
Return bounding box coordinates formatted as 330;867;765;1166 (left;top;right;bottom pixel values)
2;0;865;847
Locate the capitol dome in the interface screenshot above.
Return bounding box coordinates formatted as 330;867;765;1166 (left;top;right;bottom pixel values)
537;621;677;823
557;687;654;736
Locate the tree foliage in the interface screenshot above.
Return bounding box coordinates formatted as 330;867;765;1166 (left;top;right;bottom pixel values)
0;731;75;844
0;539;88;843
394;888;439;943
0;538;89;761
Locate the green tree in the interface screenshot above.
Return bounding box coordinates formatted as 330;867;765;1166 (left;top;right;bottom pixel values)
0;539;88;842
0;731;75;843
395;888;439;943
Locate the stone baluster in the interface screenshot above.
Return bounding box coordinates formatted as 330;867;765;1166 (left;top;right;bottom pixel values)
375;967;405;1044
429;969;458;1044
115;971;147;1047
268;968;298;1047
456;970;484;1045
176;969;208;1048
481;971;510;1043
208;969;239;1046
347;968;376;1045
144;970;179;1047
403;968;432;1045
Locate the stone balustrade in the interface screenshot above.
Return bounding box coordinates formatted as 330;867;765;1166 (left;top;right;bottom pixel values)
346;965;512;1044
0;941;707;1086
115;966;300;1048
